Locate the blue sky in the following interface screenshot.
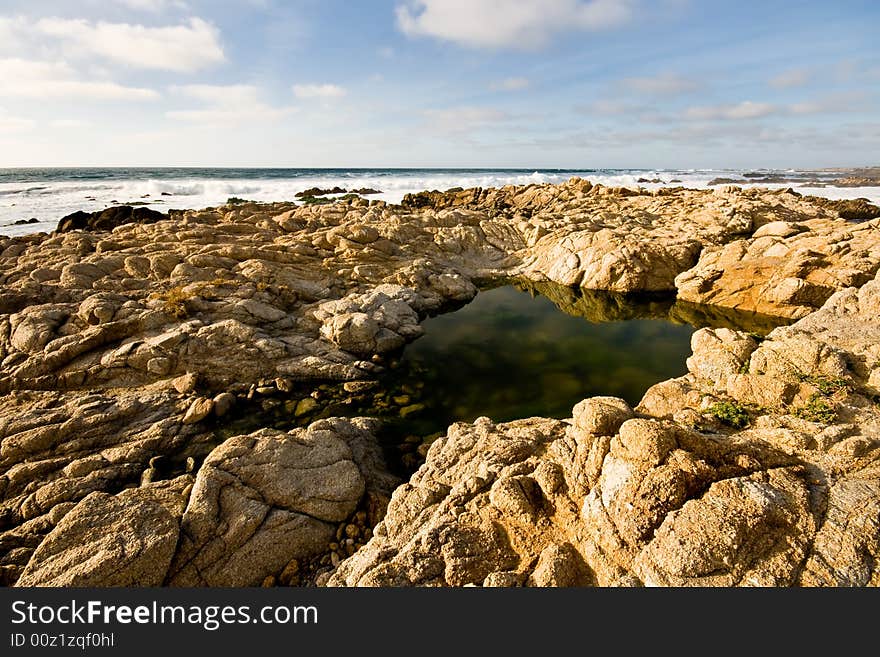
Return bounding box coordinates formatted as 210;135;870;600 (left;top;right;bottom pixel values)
0;0;877;168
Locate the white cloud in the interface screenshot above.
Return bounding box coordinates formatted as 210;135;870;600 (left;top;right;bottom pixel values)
423;106;509;134
577;99;649;116
293;84;347;99
34;17;224;72
490;77;530;91
789;91;868;115
168;84;295;123
622;72;698;95
396;0;634;49
378;46;395;58
0;58;159;100
769;68;810;89
50;119;90;128
174;84;263;105
0;110;34;133
685;101;777;121
0;17;27;52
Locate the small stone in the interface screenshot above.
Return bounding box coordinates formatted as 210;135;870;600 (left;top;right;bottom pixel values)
183;397;214;424
172;372;198;394
484;572;521;587
256;386;275;395
261;398;280;411
275;377;293;393
212;392;236;417
278;559;300;586
343;381;377;393
400;403;425;418
146;357;172;375
330;552;341;567
345;524;359;539
295;397;319;416
261;575;276;587
572;397;634;437
185;457;196;473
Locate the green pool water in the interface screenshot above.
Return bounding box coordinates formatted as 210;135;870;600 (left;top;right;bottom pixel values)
385;284;693;432
204;279;790;476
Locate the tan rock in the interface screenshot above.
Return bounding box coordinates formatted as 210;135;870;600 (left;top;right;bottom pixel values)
167;423;367;586
572;396;633;437
182;397;213;424
16;489;179;587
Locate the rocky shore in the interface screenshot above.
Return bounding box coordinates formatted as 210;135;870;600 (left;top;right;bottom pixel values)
1;178;878;587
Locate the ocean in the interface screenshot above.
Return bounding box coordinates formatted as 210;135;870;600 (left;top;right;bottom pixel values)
1;167;879;237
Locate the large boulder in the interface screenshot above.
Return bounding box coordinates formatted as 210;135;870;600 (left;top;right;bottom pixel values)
167;423;367;586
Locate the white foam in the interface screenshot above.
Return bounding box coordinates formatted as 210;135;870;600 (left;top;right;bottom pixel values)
2;170;879;237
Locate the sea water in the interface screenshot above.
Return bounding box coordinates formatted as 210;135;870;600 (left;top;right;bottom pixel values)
2;166;878;237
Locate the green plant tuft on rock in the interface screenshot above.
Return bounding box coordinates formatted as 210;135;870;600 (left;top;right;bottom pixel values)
226;197;250;205
796;373;851;396
793;394;837;424
705;400;751;428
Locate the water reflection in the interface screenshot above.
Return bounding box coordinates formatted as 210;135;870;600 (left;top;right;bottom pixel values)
515;279;792;336
211;279;794;476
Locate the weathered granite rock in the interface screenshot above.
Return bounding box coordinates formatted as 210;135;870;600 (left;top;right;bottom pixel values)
167;418;390;587
16;478;190;587
2;180;880;587
675;212;880;318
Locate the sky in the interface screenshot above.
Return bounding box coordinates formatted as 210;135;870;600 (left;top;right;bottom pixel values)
0;0;877;168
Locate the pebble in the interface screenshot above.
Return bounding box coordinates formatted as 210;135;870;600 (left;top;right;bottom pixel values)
295;397;319;416
212;392;236;417
275;377;293;392
278;559;300;586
